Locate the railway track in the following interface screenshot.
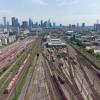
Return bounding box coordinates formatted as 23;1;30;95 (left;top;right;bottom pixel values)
45;47;76;99
51;46;100;100
52;47;84;100
42;53;63;100
21;39;42;100
66;43;100;99
65;42;100;99
76;55;100;99
0;38;41;100
25;40;100;100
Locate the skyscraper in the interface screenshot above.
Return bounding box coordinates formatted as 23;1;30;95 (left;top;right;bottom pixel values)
12;17;19;27
29;18;33;29
53;22;56;28
82;23;85;28
22;21;28;29
12;17;16;27
77;23;79;28
94;20;100;32
48;19;52;28
94;24;100;32
43;21;47;28
3;16;7;26
40;20;43;27
15;18;19;27
5;21;10;33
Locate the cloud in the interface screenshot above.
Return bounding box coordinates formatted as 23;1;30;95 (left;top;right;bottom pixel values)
56;0;80;7
32;0;48;5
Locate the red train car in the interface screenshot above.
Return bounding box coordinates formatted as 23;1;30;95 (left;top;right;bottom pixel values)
0;46;17;60
4;53;31;94
59;62;63;67
69;56;73;60
97;71;100;78
52;74;67;100
58;75;65;84
63;96;67;100
73;60;77;65
0;47;25;71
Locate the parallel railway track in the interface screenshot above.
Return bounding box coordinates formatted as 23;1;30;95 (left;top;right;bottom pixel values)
42;53;63;100
45;44;100;100
52;47;84;100
76;55;100;99
65;43;100;100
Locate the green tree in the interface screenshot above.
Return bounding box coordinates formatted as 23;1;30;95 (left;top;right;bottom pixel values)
87;49;94;54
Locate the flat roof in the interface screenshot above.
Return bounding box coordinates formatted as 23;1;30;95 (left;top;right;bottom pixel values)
47;38;66;46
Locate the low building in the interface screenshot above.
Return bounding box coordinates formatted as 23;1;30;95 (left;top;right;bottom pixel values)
1;38;8;45
0;34;8;45
84;42;95;50
8;35;16;43
75;34;81;41
94;47;100;54
23;29;30;35
0;39;2;46
47;38;66;48
0;33;16;45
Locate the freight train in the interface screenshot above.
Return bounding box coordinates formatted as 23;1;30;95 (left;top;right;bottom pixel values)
96;71;100;78
0;46;17;60
0;47;24;71
4;53;30;94
52;73;67;100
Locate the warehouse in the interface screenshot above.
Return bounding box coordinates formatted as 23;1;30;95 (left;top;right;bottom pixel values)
46;38;66;48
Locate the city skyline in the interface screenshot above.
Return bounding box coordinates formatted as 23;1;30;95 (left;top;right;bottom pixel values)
0;0;100;25
1;16;100;27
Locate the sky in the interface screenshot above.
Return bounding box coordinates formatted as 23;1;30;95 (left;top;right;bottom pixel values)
0;0;100;25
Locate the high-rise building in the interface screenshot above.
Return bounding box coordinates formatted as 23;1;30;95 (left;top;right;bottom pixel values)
12;17;19;27
12;17;16;27
35;22;39;27
43;21;47;28
94;24;100;32
3;16;7;26
48;19;52;28
60;24;63;27
82;23;85;28
69;24;72;28
15;18;19;27
72;24;76;28
22;21;28;29
40;20;43;27
53;22;56;28
94;20;100;32
29;18;33;29
7;21;10;32
77;23;79;27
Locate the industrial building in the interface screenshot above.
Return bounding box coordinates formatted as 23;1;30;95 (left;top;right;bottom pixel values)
46;38;66;48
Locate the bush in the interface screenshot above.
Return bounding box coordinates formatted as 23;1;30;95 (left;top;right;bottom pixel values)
87;49;94;54
94;54;100;59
